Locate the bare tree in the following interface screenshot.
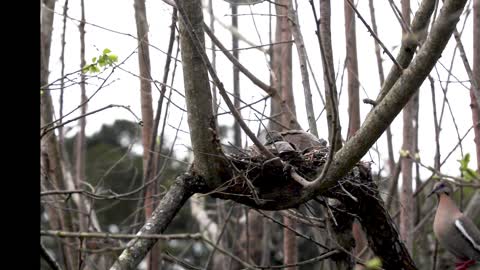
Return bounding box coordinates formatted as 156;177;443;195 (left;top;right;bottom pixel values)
40;0;475;270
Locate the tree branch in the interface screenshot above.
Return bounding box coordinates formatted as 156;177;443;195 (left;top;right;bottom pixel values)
304;0;468;194
109;175;205;270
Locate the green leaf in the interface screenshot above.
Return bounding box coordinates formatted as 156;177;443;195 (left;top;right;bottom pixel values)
82;64;91;73
365;257;382;270
464;168;479;182
92;57;97;63
458;153;470;170
458;154;479;181
108;54;118;63
89;65;100;73
98;57;106;67
103;48;112;54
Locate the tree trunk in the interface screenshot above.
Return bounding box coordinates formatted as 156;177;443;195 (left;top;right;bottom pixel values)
319;0;343;151
177;0;229;188
471;0;480;171
76;0;88;233
232;3;242;148
344;2;366;266
272;1;298;268
368;0;396;174
271;0;300;132
133;0;157;269
400;0;415;253
41;1;77;269
345;0;360;140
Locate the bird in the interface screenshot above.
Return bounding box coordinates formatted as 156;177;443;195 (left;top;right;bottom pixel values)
428;181;480;270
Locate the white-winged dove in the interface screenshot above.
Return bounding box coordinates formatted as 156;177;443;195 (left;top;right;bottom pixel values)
428;181;480;269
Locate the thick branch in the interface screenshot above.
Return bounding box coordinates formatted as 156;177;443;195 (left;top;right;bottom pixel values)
177;0;276;160
339;179;417;270
109;175;204;270
305;0;468;194
177;0;229;188
374;0;436;104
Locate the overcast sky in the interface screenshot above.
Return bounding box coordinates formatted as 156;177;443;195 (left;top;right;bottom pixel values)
45;0;476;182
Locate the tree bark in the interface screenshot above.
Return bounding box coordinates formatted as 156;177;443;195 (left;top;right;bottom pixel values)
107;0;468;268
373;0;435;105
177;0;229;189
319;0;343;151
270;0;300;132
471;0;480;171
232;4;242;148
345;0;360;140
75;0;88;233
273;1;298;268
133;0;157;269
400;0;416;253
288;2;318;136
41;1;77;269
304;0;466;196
109;175;204;270
344;1;364;267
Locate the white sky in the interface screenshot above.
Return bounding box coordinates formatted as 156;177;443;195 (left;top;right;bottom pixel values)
46;0;476;182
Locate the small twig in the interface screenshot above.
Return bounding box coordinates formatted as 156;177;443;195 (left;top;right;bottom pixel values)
41;242;63;270
251;249;341;269
453;29;480;110
338;181;358;202
41;104;140;138
405;153;480;184
164;251;203;270
41;230;202;240
203;23;300;128
175;0;275;160
203;205;234;270
387;0;411;34
345;0;403;71
211;40;294;52
44;6;179;60
255;209;330;250
288;1;318;136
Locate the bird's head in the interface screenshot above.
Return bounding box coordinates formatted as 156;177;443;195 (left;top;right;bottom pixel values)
427;181;453;198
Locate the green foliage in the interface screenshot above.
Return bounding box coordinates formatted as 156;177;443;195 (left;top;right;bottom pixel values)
365;257;382;270
458;153;479;181
82;48;119;74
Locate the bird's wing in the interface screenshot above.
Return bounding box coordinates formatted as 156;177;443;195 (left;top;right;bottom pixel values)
454;216;480;255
